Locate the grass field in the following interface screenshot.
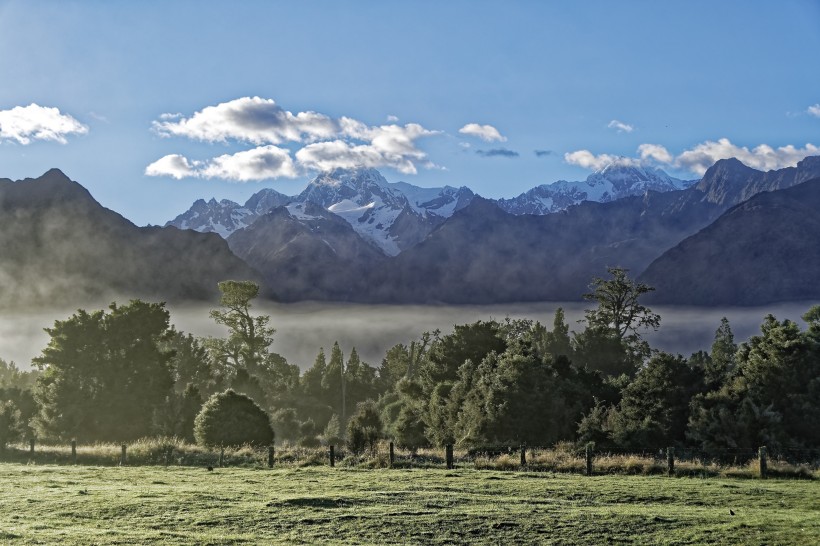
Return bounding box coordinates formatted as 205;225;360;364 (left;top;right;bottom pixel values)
0;464;817;544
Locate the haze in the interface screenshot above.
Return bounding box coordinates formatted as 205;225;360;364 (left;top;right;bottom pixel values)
2;300;817;371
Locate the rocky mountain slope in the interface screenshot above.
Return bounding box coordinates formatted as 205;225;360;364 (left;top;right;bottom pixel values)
640;177;820;305
0;169;258;307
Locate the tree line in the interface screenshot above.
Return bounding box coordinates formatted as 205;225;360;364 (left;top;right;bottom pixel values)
1;269;818;458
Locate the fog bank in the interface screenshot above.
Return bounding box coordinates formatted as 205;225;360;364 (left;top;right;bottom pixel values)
2;301;818;370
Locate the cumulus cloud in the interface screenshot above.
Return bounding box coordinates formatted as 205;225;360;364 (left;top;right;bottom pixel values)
607;119;634;133
675;139;820;175
637;143;673;164
458;123;506;142
564;150;639;170
808;104;820;118
534;149;553;157
0;103;88;145
148;97;441;181
201;146;298;181
565;138;820;175
386;114;399;122
476;148;519;158
152;96;340;145
145;154;197;179
145;146;298;182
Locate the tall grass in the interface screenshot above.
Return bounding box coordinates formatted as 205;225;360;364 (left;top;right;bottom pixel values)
2;439;817;479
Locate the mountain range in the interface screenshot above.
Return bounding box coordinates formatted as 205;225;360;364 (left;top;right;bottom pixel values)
0;169;258;308
2;157;820;307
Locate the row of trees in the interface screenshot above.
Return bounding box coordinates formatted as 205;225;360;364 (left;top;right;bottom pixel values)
1;270;818;457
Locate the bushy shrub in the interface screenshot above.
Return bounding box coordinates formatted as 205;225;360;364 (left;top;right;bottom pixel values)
194;390;274;447
346;400;383;455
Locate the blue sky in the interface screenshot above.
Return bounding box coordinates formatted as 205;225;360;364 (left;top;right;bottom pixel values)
1;0;818;226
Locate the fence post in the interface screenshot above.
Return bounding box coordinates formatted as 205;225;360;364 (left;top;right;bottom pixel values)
520;445;527;467
585;446;593;476
389;442;395;467
219;447;224;467
71;440;77;465
268;446;275;468
29;438;35;456
120;444;127;466
759;446;767;479
445;444;454;469
667;447;675;476
329;445;335;467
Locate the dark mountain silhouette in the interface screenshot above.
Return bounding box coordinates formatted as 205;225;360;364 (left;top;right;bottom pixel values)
0;169;257;308
226;202;385;302
640;177;820;305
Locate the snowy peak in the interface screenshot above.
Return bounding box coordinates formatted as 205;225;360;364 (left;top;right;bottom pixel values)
496;164;692;215
166;188;291;237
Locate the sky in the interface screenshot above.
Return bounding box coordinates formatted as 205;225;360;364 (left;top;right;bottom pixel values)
0;0;818;226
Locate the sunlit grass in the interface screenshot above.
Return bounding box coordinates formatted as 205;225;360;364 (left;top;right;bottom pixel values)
0;463;817;544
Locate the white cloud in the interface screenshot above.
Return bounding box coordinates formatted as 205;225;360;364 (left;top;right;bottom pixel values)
563;150;639;171
675;138;820;175
146;146;298;182
458;123;506;142
201;145;298;181
566;138;820;176
637;143;673;164
808;104;820;118
0;103;88;145
145;154;197;179
386;114;399;122
152;96;340;145
607;119;634;133
148;98;442;180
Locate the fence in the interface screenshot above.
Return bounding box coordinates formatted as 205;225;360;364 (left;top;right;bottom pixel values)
2;438;818;479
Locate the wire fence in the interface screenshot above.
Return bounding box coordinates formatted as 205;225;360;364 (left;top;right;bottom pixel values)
2;438;818;479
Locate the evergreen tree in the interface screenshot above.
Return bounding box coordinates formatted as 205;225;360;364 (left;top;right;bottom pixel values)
33;301;174;442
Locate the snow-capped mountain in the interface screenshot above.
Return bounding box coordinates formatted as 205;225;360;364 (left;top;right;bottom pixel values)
167;168;474;256
496;165;694;215
294;168;474;255
166;189;291;237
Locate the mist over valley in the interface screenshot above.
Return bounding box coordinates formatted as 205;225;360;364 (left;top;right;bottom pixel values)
3;300;817;371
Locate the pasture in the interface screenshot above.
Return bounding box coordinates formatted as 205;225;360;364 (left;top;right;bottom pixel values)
0;464;817;544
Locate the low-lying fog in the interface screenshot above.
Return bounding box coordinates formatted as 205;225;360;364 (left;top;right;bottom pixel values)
2;301;818;370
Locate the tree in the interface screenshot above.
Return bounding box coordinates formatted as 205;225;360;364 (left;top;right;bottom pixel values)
0;400;22;450
322;342;346;427
607;353;704;449
576;268;660;375
194;389;274;447
33;301;174;442
322;414;342;446
707;317;736;387
0;359;40;391
583;267;660;339
346;400;383;455
208;280;274;377
165;331;218;396
270;408;301;444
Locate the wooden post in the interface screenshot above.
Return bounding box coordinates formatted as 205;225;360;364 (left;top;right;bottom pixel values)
329;445;335;467
219;447;224;467
445;444;454;469
585;446;593;476
120;444;127;466
759;446;767;479
667;447;675;476
71;440;77;465
520;445;527;467
29;438;35;456
268;445;274;468
389;442;395;467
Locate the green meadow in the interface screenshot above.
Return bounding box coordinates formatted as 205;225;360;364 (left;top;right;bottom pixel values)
0;464;817;545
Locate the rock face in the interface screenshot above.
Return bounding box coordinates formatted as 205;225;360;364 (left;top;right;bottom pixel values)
640;177;820;305
166;188;292;237
0;169;258;308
